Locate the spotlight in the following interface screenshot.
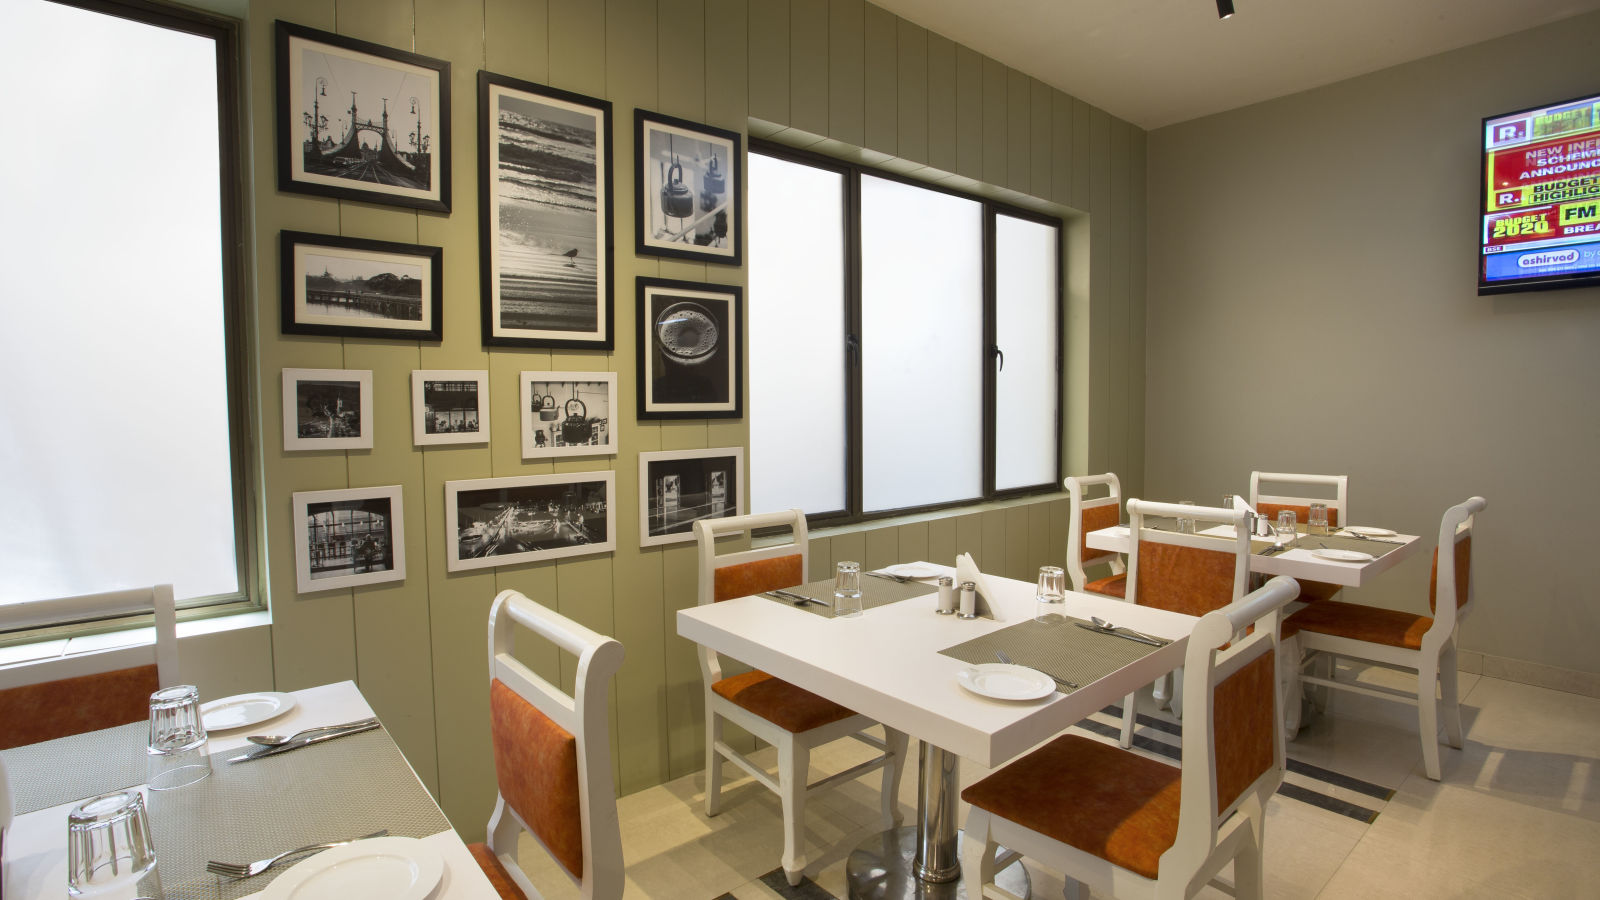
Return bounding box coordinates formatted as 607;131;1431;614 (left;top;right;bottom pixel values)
1217;0;1234;18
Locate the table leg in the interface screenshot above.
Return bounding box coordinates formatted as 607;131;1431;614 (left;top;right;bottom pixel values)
844;741;1029;899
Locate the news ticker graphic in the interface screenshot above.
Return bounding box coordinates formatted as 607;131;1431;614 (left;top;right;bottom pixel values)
1482;96;1600;282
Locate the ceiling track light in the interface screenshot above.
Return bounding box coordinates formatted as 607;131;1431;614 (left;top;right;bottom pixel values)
1217;0;1235;18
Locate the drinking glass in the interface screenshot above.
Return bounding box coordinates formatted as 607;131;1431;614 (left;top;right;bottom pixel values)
1309;502;1330;536
67;790;161;898
1275;509;1298;546
833;561;863;618
1176;500;1197;534
1223;494;1237;512
1034;566;1065;622
147;684;211;791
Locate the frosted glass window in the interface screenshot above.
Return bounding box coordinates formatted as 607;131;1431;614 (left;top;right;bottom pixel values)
749;154;848;516
994;214;1061;491
861;176;983;511
0;0;240;607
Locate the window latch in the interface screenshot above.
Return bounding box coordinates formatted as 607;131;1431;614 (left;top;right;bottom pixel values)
992;344;1004;372
846;333;860;360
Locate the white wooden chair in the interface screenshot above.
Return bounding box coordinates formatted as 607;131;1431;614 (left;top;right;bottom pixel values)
693;509;909;886
471;590;625;900
1118;499;1251;744
1249;471;1350;604
1283;496;1485;780
961;575;1300;900
1065;473;1127;597
0;585;179;750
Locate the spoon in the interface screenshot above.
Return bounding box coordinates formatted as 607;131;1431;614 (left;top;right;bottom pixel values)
1090;617;1167;645
248;717;379;747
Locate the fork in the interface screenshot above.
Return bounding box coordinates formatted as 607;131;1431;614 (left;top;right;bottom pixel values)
206;830;388;878
865;570;910;583
995;649;1078;689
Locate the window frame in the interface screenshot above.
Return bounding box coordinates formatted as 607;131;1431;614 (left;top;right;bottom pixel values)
750;140;1064;527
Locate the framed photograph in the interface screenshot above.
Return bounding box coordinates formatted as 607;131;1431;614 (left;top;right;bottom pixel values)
412;370;489;446
445;472;615;572
479;71;613;349
283;368;373;451
638;447;744;547
281;231;443;340
637;277;743;419
275;21;450;212
519;372;617;459
292;485;405;593
635;109;741;265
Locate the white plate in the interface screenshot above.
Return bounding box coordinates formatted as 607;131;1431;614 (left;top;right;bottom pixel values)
1312;548;1374;563
877;561;947;579
956;664;1056;701
200;692;297;732
262;836;443;900
1344;526;1397;537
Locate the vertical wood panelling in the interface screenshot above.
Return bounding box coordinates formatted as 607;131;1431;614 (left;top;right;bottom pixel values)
925;33;956;173
1127;129;1148;502
1106;119;1131;480
706;0;750;130
865;527;898;570
1051;91;1073;208
981;509;1008;576
981;58;1006;187
1029;78;1050;201
1027;502;1051;576
1072;98;1092;211
862;4;896;156
897;520;929;564
895;19;927;165
828;0;865;146
1006;68;1029;194
789;0;829;135
927;517;957;564
658;0;706;120
549;0;606;96
1088;107;1112;476
955;513;983;565
953;45;982;180
1004;506;1030;580
484;0;550;83
746;0;789;124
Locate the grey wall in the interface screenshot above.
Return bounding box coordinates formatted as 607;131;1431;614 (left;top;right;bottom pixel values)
1145;13;1600;678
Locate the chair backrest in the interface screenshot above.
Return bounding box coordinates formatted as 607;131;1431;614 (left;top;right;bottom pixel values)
1125;499;1250;617
1425;496;1486;638
1249;471;1348;529
693;509;808;686
1164;576;1299;882
486;590;625;900
1064;473;1122;591
0;585;179;750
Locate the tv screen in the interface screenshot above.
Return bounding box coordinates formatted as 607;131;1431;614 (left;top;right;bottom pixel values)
1479;93;1600;294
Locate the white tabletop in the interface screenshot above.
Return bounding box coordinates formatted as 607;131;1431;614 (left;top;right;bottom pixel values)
677;565;1198;767
2;680;499;899
1086;525;1423;587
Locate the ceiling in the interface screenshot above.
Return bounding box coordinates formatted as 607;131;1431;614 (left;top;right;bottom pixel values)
870;0;1600;130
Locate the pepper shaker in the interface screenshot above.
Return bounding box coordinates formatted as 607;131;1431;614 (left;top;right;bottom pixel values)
935;576;956;614
958;581;977;619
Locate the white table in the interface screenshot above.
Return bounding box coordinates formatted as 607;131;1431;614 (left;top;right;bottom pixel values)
1086;524;1423;588
677;566;1198;899
2;681;498;899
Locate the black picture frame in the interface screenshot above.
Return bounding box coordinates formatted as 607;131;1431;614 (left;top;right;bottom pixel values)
280;230;443;341
636;277;743;420
274;21;450;212
635;109;742;266
479;70;614;350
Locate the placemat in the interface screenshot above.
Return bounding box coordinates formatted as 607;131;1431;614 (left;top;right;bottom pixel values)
1302;532;1405;559
148;727;451;900
762;575;936;618
1;721;147;814
939;614;1166;693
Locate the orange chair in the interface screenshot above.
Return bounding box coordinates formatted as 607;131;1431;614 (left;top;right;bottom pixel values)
1065;473;1127;598
470;589;625;900
961;576;1299;900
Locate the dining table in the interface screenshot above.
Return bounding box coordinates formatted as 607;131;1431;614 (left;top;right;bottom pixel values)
677;562;1201;899
1;680;498;900
1085;519;1424;588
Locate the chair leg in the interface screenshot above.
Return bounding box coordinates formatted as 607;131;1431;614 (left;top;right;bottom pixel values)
1062;879;1086;900
1440;640;1464;750
880;727;910;829
485;795;517;856
1281;634;1303;741
1170;667;1185;721
1417;658;1442;781
704;709;725;817
1232;828;1266;900
1119;690;1138;748
778;737;809;885
958;808;1001;896
1151;671;1170;709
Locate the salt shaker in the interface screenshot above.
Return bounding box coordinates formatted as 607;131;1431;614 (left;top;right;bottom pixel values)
936;576;956;614
958;581;977;619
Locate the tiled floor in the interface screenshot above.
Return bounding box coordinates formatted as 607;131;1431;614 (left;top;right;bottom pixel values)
509;663;1600;898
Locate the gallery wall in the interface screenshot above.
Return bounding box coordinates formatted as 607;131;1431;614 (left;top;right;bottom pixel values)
1145;12;1600;686
246;0;1148;836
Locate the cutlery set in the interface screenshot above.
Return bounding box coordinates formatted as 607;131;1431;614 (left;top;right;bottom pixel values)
765;588;828;606
994;649;1079;690
229;717;381;763
1073;619;1169;647
206;830;388;879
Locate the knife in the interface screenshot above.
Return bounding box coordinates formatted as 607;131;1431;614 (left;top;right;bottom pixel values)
1073;621;1167;647
767;589;828;607
228;719;382;763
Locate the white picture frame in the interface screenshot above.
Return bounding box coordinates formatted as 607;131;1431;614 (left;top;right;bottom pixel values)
412;369;489;446
445;471;616;572
283;368;374;451
519;371;619;459
638;447;745;547
292;484;406;593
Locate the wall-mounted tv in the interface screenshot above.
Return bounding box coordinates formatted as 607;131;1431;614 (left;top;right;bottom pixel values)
1479;92;1600;295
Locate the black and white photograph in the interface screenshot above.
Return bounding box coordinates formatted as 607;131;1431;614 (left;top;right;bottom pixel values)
445;472;615;572
281;231;443;340
637;277;743;419
275;21;450;212
282;368;373;451
479;71;613;349
292;485;405;593
636;109;742;265
638;447;744;547
412;369;488;446
519;371;617;459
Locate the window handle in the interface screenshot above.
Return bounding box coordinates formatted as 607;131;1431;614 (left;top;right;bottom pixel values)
847;333;860;360
992;344;1004;372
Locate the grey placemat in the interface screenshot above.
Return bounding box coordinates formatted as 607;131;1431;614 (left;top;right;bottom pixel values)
763;575;936;618
147;727;451;900
1300;532;1405;559
1;721;148;814
939;615;1165;693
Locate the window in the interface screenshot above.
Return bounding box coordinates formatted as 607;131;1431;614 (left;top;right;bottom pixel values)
750;144;1062;523
0;0;250;616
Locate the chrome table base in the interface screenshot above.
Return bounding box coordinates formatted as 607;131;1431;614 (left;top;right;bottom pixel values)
844;826;1030;899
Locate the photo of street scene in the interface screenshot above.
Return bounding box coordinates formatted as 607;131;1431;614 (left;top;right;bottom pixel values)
423;379;480;434
448;473;614;570
296;378;362;438
639;448;742;547
304;497;394;580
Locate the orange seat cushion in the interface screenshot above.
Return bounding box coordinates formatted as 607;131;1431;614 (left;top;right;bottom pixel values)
1283;600;1432;650
962;734;1181;880
0;664;160;751
713;554;804;602
467;842;529;900
1084;572;1128;599
712;670;858;734
1293;579;1342;604
489;679;584;878
1134;540;1236;616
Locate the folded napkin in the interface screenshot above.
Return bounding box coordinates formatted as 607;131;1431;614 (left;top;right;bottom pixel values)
953;553;1003;622
876;561;949;579
1231;494;1257;516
